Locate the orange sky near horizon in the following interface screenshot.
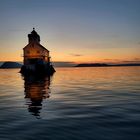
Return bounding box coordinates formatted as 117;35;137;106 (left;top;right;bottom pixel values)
0;40;140;63
0;0;140;64
0;30;140;63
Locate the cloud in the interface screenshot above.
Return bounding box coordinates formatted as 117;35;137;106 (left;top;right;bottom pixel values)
133;58;140;61
120;58;140;64
101;58;140;64
103;59;119;61
70;53;83;57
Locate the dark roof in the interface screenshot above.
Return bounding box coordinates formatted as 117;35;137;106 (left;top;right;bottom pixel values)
23;42;49;52
24;28;49;52
31;28;38;35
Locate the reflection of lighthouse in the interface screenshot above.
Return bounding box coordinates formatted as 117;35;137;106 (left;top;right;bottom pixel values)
23;75;51;118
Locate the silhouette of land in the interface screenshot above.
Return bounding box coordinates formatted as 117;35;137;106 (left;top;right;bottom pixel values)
0;61;22;68
1;61;140;68
75;63;140;67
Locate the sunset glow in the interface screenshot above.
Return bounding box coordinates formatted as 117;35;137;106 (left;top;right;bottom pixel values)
0;0;140;64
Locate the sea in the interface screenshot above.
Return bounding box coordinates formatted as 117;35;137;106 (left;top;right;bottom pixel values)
0;67;140;140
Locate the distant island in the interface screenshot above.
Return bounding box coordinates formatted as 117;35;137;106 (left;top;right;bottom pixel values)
75;63;140;67
0;61;22;68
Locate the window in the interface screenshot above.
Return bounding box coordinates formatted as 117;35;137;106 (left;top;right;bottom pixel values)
27;51;30;54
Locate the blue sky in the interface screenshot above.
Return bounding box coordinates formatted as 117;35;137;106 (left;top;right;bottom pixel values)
0;0;140;63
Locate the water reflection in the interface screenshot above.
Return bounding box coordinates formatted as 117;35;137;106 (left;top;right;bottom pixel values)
23;75;51;118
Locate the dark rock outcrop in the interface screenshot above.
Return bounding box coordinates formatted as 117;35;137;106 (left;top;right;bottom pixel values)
20;64;55;76
0;61;22;68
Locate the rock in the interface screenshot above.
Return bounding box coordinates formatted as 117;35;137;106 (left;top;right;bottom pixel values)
0;61;22;68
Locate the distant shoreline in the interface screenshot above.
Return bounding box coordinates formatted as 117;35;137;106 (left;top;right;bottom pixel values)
75;63;140;67
0;61;140;68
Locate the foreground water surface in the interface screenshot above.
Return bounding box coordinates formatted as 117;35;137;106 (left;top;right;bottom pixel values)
0;67;140;140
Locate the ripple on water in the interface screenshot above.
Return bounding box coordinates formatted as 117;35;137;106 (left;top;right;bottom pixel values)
0;67;140;140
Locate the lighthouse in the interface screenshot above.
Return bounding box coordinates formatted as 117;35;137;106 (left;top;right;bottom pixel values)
20;28;55;75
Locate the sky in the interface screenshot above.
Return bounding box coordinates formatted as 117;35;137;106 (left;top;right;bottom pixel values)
0;0;140;63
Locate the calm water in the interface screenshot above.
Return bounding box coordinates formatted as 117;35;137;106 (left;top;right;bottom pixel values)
0;67;140;140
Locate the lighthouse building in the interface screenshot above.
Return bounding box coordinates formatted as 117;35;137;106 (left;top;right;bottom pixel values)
20;28;55;75
23;28;50;66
